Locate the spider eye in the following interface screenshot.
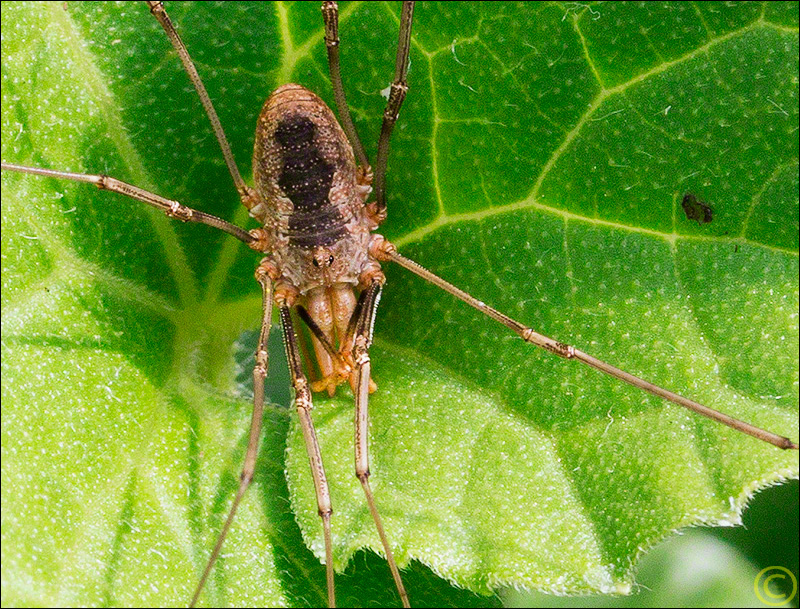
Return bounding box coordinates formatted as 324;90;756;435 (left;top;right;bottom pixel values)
328;255;335;266
312;258;320;267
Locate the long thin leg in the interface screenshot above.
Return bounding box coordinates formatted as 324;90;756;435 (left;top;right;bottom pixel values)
145;1;260;210
352;279;411;608
1;162;255;246
369;237;799;451
190;261;274;608
373;1;415;220
279;304;337;608
321;1;370;170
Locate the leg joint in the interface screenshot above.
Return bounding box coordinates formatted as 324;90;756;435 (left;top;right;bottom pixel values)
255;256;280;281
275;282;299;308
254;349;269;377
366;201;387;228
294;378;313;411
554;342;575;359
165;200;193;222
522;328;575;359
368;234;396;262
545;341;575;359
321;2;339;45
354;348;370;367
384;83;408;120
239;185;261;211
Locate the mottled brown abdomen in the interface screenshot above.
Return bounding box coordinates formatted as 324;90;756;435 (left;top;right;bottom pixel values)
251;84;372;293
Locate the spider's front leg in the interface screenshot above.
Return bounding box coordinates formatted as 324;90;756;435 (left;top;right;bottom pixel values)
351;271;411;608
278;285;338;608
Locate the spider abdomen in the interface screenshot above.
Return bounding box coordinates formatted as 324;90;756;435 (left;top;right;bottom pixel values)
252;84;372;294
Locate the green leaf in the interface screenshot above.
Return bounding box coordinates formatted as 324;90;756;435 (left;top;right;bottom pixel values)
2;2;797;608
504;529;779;608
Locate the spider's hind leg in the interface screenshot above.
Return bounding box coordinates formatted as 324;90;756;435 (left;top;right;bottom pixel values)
190;259;276;607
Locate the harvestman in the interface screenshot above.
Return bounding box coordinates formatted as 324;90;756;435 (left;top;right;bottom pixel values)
2;2;798;607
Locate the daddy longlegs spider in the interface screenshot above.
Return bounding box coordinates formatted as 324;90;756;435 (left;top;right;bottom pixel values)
2;2;798;607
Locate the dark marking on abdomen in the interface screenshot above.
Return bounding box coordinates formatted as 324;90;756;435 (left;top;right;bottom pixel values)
275;115;347;247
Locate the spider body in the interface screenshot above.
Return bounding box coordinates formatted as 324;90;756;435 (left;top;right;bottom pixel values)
250;83;383;395
251;84;376;292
